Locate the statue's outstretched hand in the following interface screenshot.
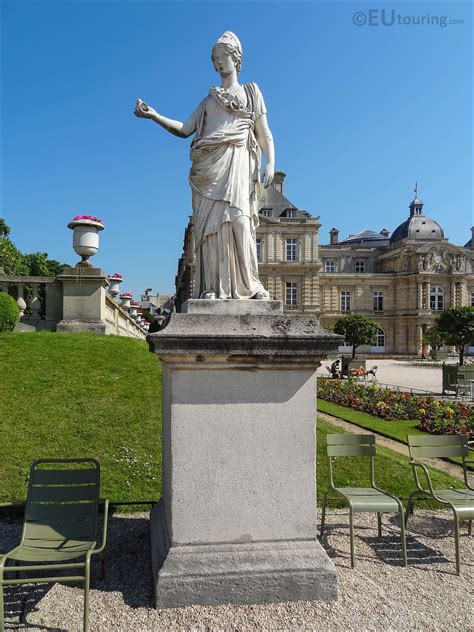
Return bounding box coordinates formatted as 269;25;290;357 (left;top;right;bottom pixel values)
262;164;274;188
134;99;157;119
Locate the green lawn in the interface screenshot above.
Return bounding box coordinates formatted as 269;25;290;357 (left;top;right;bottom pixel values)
0;332;163;509
317;399;472;471
317;399;422;443
0;332;463;511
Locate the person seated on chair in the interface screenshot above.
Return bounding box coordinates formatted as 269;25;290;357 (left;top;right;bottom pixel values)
330;359;341;379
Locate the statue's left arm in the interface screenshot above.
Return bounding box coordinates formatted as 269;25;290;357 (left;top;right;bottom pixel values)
254;114;275;187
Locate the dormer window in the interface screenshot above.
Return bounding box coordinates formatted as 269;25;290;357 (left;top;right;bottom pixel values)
286;209;296;218
260;209;271;217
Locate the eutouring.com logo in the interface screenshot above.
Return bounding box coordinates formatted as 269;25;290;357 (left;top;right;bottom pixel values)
352;9;464;28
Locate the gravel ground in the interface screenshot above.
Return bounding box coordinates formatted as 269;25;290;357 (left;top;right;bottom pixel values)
1;510;472;631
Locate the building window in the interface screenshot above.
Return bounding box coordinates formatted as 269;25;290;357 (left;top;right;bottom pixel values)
430;286;444;311
285;282;298;305
375;329;385;347
260;209;271;217
325;260;336;273
341;291;351;312
355;260;366;273
286;209;296;218
471;290;474;307
256;239;262;262
373;291;384;312
285;238;298;262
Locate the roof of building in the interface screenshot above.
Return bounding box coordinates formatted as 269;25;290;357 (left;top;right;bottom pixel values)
390;192;445;243
340;229;390;245
390;215;444;243
258;182;311;218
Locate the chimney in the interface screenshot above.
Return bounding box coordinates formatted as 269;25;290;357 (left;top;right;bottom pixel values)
471;227;474;249
273;170;286;194
380;228;390;238
330;228;339;245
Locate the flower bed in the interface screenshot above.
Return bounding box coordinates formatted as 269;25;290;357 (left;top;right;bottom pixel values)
318;378;474;437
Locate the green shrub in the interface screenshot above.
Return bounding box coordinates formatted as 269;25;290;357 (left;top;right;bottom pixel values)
0;292;20;332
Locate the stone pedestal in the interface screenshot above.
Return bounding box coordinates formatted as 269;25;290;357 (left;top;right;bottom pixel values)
147;302;341;608
56;267;110;334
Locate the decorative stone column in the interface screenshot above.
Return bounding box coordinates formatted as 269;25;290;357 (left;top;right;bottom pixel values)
417;282;423;309
416;323;424;355
29;283;42;319
56;267;111;334
16;282;26;318
148;300;341;609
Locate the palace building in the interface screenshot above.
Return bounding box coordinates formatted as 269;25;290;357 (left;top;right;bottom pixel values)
175;172;474;355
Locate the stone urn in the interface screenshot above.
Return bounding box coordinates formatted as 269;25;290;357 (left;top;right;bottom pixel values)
107;274;123;297
16;296;27;318
129;301;139;318
67;215;104;267
119;293;133;310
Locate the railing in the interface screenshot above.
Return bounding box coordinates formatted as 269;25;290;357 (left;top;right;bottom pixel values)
0;275;63;330
104;295;146;339
0;272;147;339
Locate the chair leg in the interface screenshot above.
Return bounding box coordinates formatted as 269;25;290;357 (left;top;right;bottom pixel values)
405;492;418;527
84;559;91;632
349;510;355;568
99;551;105;581
399;509;408;567
377;512;382;537
454;516;461;575
0;571;4;632
320;492;328;539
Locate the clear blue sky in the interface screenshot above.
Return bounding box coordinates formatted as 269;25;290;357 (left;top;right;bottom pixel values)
1;0;472;298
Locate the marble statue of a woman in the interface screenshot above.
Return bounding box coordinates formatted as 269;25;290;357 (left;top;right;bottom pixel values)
134;31;275;300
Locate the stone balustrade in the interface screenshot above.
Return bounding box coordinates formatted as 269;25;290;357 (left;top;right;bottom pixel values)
0;269;146;339
104;294;146;339
0;275;63;331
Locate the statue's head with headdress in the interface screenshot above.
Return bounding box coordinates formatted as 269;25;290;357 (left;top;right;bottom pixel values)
211;31;243;75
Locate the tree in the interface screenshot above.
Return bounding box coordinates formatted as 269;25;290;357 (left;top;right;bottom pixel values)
435;306;474;366
333;315;380;359
0;238;29;275
0;218;11;239
423;325;445;351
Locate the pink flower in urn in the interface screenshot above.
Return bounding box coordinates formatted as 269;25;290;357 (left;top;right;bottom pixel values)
72;214;104;225
119;292;133;298
108;273;122;280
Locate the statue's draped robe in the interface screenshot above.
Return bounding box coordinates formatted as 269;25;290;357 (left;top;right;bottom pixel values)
189;83;268;299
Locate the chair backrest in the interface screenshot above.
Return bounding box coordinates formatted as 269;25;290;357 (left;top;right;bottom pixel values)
327;433;376;457
407;435;468;460
327;434;376;487
23;459;100;544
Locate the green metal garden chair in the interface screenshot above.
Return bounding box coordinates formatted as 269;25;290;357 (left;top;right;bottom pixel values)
0;459;109;632
320;434;407;568
405;435;473;574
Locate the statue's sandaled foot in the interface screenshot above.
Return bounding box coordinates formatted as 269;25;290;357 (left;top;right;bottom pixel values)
253;289;270;300
200;291;217;300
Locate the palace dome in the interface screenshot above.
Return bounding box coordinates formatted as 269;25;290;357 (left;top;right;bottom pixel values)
390;193;444;243
390;216;444;243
